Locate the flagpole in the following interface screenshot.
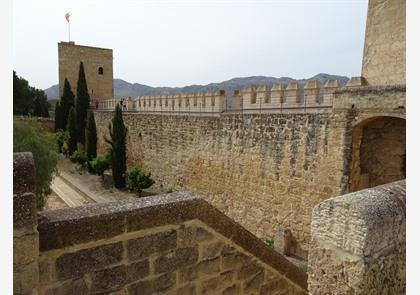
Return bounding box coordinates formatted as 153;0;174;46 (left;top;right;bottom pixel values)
68;20;70;41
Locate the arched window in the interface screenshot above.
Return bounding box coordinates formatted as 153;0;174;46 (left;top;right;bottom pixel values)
98;67;104;75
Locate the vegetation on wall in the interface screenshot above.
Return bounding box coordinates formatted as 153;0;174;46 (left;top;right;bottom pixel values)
13;71;50;117
13;119;58;210
75;62;90;144
107;104;127;188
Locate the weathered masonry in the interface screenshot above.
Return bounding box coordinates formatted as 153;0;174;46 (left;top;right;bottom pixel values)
94;84;405;256
58;41;114;101
13;153;308;295
93;0;406;256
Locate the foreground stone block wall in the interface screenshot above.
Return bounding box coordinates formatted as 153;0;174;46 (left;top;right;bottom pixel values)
36;193;308;294
307;180;405;294
13;153;39;295
95;112;351;253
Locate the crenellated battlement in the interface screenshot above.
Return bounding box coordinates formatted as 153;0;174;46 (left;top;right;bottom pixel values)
99;79;347;115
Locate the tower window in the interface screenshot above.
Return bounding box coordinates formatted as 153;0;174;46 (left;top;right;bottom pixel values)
98;67;104;75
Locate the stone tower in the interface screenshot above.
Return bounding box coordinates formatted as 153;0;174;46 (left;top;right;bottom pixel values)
58;41;114;101
361;0;406;86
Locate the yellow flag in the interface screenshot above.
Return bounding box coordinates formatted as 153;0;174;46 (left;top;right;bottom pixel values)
65;12;70;22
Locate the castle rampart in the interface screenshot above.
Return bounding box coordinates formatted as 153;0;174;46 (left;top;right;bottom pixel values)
98;79;344;115
94;83;405;255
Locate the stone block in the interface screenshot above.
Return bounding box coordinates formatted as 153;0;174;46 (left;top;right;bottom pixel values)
127;230;177;261
88;260;149;293
43;278;89;295
197;257;220;276
13;261;39;295
154;247;198;274
174;283;196;295
221;252;249;271
56;242;123;280
13;233;38;266
200;241;224;260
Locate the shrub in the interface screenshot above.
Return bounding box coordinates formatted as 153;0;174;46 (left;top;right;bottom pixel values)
55;129;69;153
90;151;111;180
13;119;58;210
126;167;155;197
70;150;88;166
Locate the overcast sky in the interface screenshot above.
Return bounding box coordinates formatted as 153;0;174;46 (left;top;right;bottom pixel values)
13;0;368;90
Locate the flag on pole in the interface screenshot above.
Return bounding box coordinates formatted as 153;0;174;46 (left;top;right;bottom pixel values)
65;12;70;22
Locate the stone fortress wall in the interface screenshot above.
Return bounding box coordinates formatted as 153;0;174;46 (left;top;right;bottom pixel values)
58;41;114;101
94;83;405;257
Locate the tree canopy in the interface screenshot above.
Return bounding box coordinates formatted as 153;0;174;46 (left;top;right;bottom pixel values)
13;71;50;117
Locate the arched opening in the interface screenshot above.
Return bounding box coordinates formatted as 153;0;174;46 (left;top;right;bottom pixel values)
349;116;405;192
98;67;104;75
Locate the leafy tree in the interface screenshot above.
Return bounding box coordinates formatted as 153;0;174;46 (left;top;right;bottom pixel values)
75;62;90;144
13;71;50;117
90;151;111;180
13;119;58;210
106;104;127;188
66;107;77;155
126;167;155;197
60;78;75;130
85;111;97;173
70;150;88;166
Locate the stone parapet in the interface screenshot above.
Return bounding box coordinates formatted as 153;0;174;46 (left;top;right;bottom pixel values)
37;192;308;294
13;152;39;295
308;180;406;295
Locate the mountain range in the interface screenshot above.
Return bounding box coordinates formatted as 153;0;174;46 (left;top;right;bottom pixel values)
44;73;349;102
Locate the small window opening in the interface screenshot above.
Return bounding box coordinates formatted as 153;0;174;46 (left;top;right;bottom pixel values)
98;67;104;75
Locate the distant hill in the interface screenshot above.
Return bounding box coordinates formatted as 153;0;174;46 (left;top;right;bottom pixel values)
44;73;349;104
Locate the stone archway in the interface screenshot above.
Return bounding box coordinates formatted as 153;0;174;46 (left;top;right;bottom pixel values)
349;116;406;192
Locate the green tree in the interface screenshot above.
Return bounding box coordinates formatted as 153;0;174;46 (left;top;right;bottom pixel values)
90;151;111;181
54;101;64;131
126;167;155;197
107;104;127;188
33;89;50;118
60;78;75;130
13;119;58;210
66;107;77;155
85;111;97;173
13;71;50;117
75;62;90;144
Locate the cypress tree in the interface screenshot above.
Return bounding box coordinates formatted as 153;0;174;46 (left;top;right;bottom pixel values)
108;104;127;188
54;101;62;131
66;107;77;155
75;62;90;144
61;78;75;130
85;111;97;173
